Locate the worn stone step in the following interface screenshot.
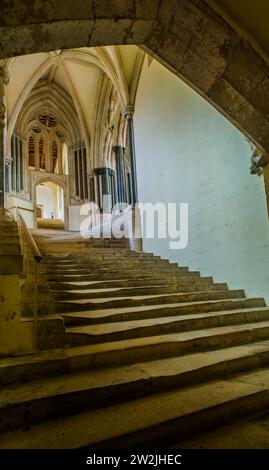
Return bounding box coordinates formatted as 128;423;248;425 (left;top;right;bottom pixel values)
42;256;165;269
42;252;157;260
2;322;269;387
44;265;185;274
65;308;269;345
62;320;269;368
2;367;269;448
1;342;269;435
57;290;245;313
46;271;201;282
38;244;131;253
43;259;158;266
43;262;180;271
44;263;176;271
62;298;265;325
47;277;214;290
44;267;187;276
60;289;241;303
51;283;228;299
38;238;129;243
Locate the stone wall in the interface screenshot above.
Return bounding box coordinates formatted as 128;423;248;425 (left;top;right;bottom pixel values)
135;58;269;303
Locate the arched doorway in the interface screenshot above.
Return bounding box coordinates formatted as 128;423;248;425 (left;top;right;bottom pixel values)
32;174;69;230
36;181;65;230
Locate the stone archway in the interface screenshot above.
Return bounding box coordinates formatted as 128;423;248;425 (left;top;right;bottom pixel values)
1;0;269;163
31;171;69;230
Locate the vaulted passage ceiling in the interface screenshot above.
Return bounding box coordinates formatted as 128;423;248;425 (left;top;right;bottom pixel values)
1;0;269;159
206;0;269;61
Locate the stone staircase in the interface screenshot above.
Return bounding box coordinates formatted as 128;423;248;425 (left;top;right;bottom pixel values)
1;231;269;448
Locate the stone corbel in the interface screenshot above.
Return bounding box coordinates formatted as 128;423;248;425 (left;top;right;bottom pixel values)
250;148;269;176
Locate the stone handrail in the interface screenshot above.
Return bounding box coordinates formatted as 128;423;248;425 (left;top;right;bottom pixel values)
17;211;42;262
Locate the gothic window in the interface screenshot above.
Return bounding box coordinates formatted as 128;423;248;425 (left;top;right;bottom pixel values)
39;114;56;128
39;137;45;170
28;136;35;167
11;134;24;193
52;140;58;173
74;147;88;200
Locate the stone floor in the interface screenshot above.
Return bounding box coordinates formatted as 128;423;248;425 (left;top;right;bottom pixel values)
176;412;269;448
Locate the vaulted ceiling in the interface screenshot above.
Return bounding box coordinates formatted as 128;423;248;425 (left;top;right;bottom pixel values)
5;45;145;169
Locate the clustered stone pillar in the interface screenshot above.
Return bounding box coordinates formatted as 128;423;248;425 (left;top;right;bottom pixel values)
89;172;95;202
113;145;127;204
0;64;9;207
93;167;116;213
122;105;142;251
123;105;138;207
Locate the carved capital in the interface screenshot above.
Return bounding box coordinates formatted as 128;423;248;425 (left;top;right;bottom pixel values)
0;102;6;130
250;148;268;175
0;62;10;86
49;50;63;65
0;61;9;130
122;105;135;120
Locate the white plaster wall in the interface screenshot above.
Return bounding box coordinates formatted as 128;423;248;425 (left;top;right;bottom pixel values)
36;184;54;219
135;59;269;304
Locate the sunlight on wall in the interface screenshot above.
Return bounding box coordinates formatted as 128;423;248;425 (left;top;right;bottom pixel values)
135;59;269;303
36;182;64;220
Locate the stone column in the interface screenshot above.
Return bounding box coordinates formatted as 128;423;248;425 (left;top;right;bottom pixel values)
123;105;138;207
93;167;114;213
89;172;95;202
0;64;9;207
122;105;142;251
113;145;127;203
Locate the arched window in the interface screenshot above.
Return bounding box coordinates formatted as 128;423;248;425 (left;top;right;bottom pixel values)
39;137;45;170
11;134;24;192
74;147;88;200
52;140;58;173
28;136;35;167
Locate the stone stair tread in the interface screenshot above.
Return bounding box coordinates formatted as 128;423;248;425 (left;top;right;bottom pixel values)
49;273;195;279
61;298;263;318
50;281;216;295
1;367;269;448
48;277;201;283
57;286;185;294
53;286;224;296
0;325;267;377
65;307;269;336
49;278;214;289
1;341;269;406
64;319;269;349
58;290;243;305
1;315;269;380
57;289;233;300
